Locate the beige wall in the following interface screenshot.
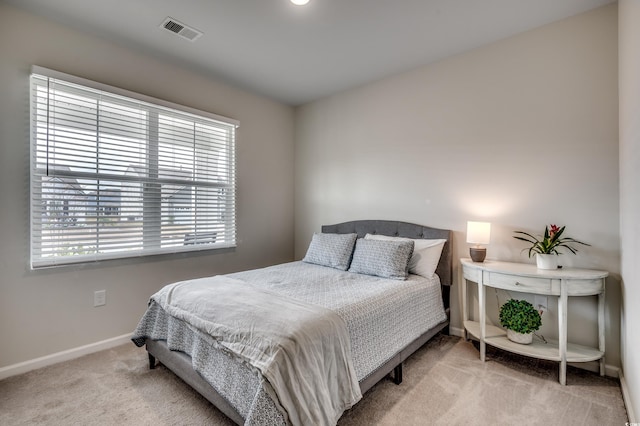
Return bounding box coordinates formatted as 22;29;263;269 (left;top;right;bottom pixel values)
295;5;620;369
619;0;640;420
0;3;295;368
0;0;626;385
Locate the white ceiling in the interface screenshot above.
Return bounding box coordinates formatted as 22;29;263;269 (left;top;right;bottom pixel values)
4;0;614;105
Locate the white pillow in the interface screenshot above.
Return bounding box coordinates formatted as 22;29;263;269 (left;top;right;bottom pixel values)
364;233;446;278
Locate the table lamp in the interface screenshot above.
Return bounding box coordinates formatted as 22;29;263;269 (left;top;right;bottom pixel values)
467;221;491;262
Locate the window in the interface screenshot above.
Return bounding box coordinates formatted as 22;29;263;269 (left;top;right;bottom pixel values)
30;66;238;268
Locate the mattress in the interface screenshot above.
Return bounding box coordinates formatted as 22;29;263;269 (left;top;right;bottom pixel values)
132;261;447;424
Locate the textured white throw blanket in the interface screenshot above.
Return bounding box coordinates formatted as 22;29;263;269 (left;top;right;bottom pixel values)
152;275;362;426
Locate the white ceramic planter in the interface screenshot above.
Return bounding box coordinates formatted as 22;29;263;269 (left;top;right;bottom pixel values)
506;329;533;345
536;253;558;270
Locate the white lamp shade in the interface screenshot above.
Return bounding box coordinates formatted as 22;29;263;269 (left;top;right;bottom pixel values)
467;221;491;245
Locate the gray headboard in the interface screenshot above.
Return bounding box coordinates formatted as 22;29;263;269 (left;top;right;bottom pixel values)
321;220;453;287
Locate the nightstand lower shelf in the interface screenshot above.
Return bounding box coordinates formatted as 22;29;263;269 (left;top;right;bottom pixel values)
464;321;604;363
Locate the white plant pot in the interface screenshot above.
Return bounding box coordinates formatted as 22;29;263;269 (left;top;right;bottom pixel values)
506;329;533;345
536;254;558;270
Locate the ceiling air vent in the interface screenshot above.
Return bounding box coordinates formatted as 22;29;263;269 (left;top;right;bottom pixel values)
160;17;203;42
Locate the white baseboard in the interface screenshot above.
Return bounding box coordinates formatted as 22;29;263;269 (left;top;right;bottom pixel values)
566;360;620;378
606;364;621;379
0;333;131;381
449;326;465;338
620;372;637;422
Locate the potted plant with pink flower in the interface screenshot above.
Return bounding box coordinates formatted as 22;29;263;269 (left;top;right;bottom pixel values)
513;224;590;269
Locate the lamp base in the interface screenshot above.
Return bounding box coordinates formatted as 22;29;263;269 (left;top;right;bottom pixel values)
470;247;486;263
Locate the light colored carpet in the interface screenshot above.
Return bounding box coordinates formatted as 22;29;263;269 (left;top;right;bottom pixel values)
0;335;628;425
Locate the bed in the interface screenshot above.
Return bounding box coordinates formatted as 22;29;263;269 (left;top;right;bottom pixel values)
132;220;452;425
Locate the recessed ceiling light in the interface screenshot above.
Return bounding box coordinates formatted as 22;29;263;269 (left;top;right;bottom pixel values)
291;0;310;5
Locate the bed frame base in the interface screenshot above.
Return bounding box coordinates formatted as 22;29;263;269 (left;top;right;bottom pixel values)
145;318;448;424
393;364;402;385
146;339;245;424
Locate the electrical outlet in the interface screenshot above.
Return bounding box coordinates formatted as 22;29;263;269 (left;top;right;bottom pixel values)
534;295;547;314
94;290;106;307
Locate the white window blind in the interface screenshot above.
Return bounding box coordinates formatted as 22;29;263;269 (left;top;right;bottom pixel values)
30;66;238;268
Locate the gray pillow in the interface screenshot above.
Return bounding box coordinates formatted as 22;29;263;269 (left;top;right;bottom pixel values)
302;232;358;270
348;239;415;280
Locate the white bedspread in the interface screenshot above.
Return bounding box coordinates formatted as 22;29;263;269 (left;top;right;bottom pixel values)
133;261;447;425
151;275;362;426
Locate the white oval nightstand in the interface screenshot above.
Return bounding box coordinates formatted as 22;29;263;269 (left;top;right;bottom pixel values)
460;258;608;385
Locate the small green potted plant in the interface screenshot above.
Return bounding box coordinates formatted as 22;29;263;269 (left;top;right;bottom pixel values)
499;299;542;344
513;224;590;269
